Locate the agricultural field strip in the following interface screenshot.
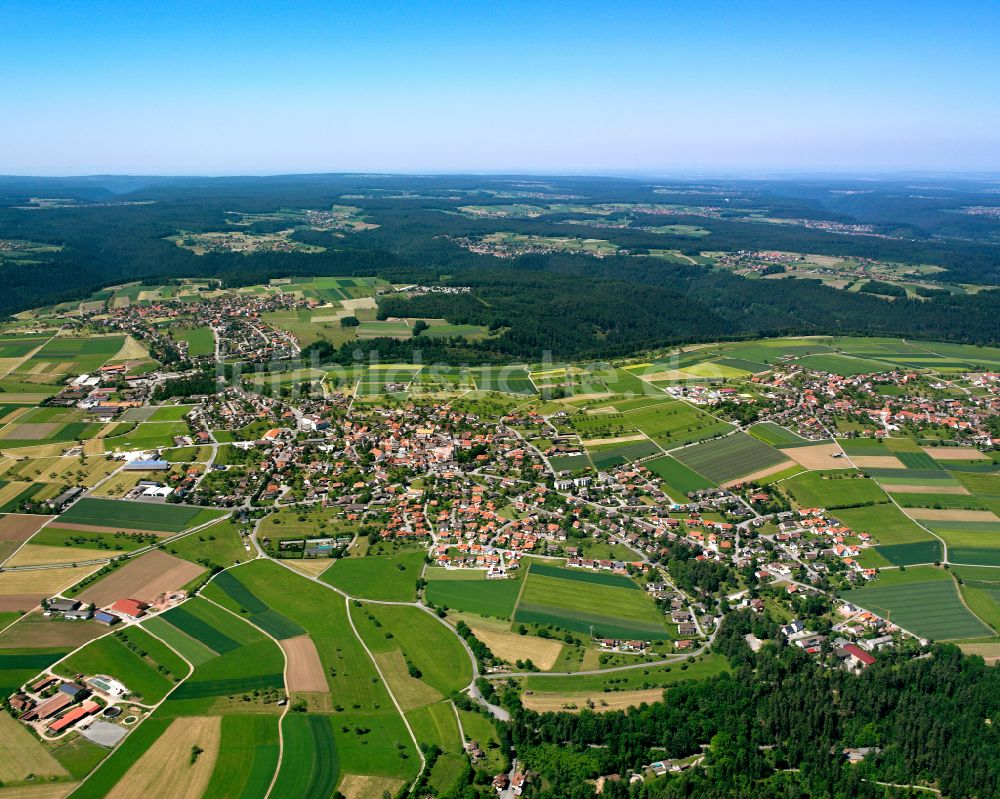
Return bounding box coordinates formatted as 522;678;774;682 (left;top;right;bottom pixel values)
0;509;232;572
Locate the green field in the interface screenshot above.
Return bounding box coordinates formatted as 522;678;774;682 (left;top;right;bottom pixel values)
845;573;991;641
203;714;281;799
513;564;668;640
321;548;426;601
523;653;729;693
359;604;472;698
204;569;305;639
644;455;716;498
176;326;215;357
55;628;186;703
748;422;820;448
673;432;787;484
270;714;340;799
425;573;523;618
56;498;223;532
784;470;889;509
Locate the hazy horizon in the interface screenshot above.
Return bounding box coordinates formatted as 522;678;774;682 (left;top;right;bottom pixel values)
3;0;999;175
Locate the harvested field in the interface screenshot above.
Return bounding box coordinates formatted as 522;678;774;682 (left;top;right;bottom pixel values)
0;710;69;783
338;774;405;799
78;550;204;606
904;508;1000;522
283;558;338;577
0;514;53;540
722;459;796;487
580;433;647;447
105;716;220;799
280;634;328;692
0;565;97;609
0;423;59;440
0;610;103;649
959;642;1000;663
780;443;844;470
922;446;988;460
888;484;970;494
851;455;906;469
53;522;172;537
521;688;665;713
466;625;563;670
5;544;104;567
0;785;79;799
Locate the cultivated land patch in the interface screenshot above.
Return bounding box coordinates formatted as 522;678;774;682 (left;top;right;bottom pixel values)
644;455;716;499
280;634;328;692
846;576;991;641
103;716;221;799
338;774;405;799
673;432;788;484
923;446;989;461
521;687;667;713
425;574;522;619
466;624;563;670
76;550;205;605
0;565;98;611
56;498;223;533
321;548;425;601
0;710;69;784
780;442;846;470
905;508;1000;523
513;564;667;640
850;455;907;469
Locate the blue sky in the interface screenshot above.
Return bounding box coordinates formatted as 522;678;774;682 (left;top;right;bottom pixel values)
1;0;998;175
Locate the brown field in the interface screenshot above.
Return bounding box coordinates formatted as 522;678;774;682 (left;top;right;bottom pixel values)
78;550;205;606
105;716;220;799
338;775;405;799
921;446;988;461
467;625;563;671
82;439;105;456
280;634;328;692
0;785;79;799
904;508;1000;522
0;610;104;649
722;459;796;487
0;443;69;458
5;544;106;567
0;566;99;609
0;711;69;783
521;687;665;713
888;484;970;495
850;455;906;469
780;443;844;470
0;595;42;612
959;643;1000;663
0;514;53;540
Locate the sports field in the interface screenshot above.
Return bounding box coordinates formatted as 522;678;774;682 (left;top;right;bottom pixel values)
673;432;788;484
512;563;668;640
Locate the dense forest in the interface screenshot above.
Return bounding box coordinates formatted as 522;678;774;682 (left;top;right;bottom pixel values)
2;173;1000;360
494;612;1000;798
